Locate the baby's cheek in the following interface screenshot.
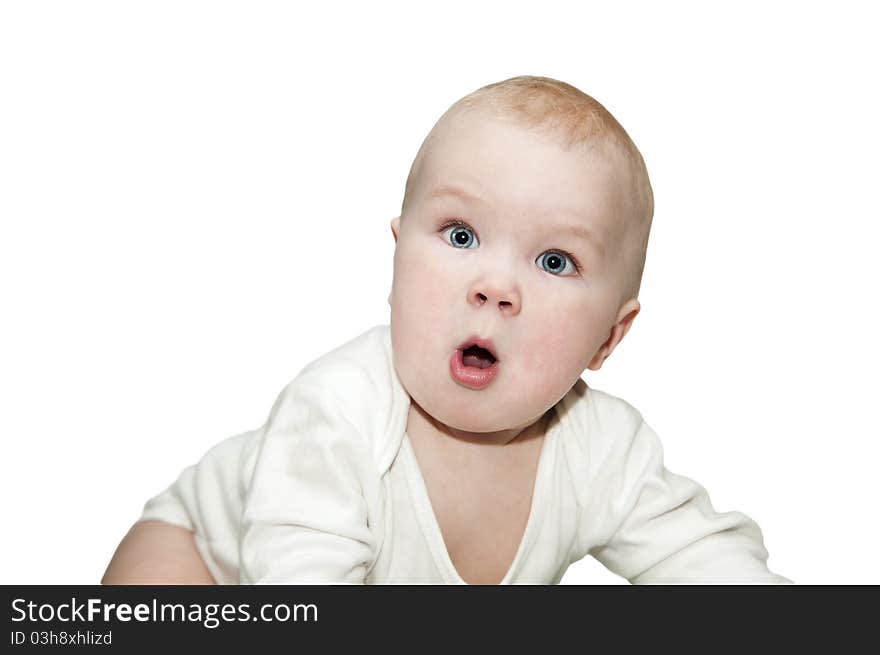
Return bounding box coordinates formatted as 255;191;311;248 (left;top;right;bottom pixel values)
392;267;455;366
518;327;592;387
520;327;570;366
402;257;455;315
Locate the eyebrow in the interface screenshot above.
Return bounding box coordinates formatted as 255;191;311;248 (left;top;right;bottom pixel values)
424;184;606;259
555;223;606;259
424;184;486;205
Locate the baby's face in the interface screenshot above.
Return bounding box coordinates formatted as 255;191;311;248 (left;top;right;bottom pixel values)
389;110;639;435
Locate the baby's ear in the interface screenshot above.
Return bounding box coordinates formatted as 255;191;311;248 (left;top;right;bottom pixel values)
587;298;640;371
390;216;401;243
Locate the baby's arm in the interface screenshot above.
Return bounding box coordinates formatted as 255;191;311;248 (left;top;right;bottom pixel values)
583;408;791;583
104;429;261;585
102;520;215;584
104;374;379;585
240;381;378;584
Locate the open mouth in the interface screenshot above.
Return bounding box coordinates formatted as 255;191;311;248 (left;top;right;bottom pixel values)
450;337;500;389
456;336;499;368
460;344;497;369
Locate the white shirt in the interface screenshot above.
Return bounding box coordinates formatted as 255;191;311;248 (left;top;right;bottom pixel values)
140;325;790;584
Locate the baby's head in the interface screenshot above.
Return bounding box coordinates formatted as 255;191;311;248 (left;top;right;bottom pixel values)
387;76;654;437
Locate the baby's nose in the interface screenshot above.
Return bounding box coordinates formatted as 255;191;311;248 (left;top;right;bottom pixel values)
468;280;522;316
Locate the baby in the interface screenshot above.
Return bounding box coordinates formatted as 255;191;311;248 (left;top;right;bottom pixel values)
103;75;790;585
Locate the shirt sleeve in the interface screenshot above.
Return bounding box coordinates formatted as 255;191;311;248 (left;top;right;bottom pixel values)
138;430;260;585
239;381;377;584
587;418;792;584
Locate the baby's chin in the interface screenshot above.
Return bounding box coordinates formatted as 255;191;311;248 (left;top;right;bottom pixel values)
409;386;547;436
433;414;514;434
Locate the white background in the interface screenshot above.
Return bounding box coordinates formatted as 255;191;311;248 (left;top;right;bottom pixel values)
2;1;877;585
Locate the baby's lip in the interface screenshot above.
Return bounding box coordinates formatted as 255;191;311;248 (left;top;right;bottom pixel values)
456;335;500;362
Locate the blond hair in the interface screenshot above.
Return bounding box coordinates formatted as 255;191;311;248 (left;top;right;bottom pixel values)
401;75;654;302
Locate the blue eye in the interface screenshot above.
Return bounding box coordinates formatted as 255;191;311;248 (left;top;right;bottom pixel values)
441;223;479;249
537;250;578;276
